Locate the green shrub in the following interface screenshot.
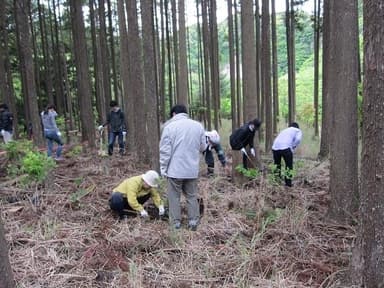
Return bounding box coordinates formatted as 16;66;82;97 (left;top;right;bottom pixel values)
21;151;56;182
235;165;260;179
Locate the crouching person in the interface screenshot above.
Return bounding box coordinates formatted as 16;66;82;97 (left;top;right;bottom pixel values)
109;170;165;220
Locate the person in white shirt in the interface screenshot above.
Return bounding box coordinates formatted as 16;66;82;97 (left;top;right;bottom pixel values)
271;122;302;187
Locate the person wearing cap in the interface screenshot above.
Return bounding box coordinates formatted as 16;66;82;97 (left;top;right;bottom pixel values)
204;130;226;176
0;103;14;143
272;122;302;187
229;118;262;169
160;104;207;230
98;100;127;156
109;170;165;219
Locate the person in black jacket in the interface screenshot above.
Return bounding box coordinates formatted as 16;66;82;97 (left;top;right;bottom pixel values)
0;104;14;143
98;100;126;156
230;118;262;169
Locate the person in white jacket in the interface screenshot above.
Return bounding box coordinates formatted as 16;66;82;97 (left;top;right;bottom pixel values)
159;104;207;230
271;122;302;187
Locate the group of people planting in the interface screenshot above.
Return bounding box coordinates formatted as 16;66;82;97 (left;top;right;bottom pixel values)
0;101;302;231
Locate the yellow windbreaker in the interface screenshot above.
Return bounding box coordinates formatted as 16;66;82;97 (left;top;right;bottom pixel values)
113;175;163;211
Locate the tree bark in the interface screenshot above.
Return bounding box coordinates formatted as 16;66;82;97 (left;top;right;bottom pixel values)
0;218;15;288
354;1;384;285
328;0;358;222
271;0;279;134
177;0;188;107
70;0;96;148
15;0;44;147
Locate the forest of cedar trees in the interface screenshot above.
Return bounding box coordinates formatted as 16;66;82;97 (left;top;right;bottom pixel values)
0;0;383;287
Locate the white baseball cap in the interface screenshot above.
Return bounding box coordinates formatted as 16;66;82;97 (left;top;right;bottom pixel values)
142;170;160;188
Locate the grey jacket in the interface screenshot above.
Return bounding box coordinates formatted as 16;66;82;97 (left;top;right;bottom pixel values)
159;113;207;179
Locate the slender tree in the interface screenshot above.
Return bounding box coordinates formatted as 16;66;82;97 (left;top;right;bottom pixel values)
353;1;384;285
177;0;188;107
15;0;44;146
141;0;159;167
328;0;358;221
0;218;15;288
69;0;96;148
271;0;279;134
227;0;237;130
261;0;272;151
126;0;146;156
313;0;321;137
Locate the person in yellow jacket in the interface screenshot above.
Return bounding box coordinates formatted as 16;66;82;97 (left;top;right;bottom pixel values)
109;170;165;219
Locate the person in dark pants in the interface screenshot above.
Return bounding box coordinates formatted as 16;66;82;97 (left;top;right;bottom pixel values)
98;100;126;156
230;118;262;169
204;130;226;176
271;122;302;187
109;170;164;219
41;104;64;160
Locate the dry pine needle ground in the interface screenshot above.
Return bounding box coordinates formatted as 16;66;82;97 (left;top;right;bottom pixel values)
0;151;355;288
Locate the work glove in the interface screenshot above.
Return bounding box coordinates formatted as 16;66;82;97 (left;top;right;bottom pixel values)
158;205;165;216
98;125;104;131
122;131;127;136
140;209;148;218
57;131;62;137
250;148;256;157
240;147;248;156
0;129;4;136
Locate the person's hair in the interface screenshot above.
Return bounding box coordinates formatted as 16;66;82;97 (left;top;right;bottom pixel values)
289;122;299;129
0;103;8;110
170;104;187;118
44;104;55;115
250;118;262;129
110;100;118;107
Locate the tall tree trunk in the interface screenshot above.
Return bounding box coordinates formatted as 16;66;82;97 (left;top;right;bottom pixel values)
313;0;320;137
177;0;188;107
89;0;105;125
51;0;65;114
234;0;241;126
210;0;220;129
70;0;96;148
159;0;166;122
170;0;179;102
195;0;205;123
141;0;159;168
0;218;15;288
15;0;44;147
37;0;54;106
328;0;358;222
126;0;146;156
255;0;261;120
227;0;237;130
0;0;17;138
354;1;384;285
318;0;330;159
271;0;279;134
262;0;272;151
106;0;118;100
286;0;296;123
165;0;173;107
98;0;112;106
202;0;211;129
117;0;133;151
241;0;257;122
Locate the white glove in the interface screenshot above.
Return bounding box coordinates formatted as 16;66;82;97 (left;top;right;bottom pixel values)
250;148;256;157
98;125;104;131
122;131;127;136
240;147;248;156
207;144;212;151
158;205;165;216
57;131;62;137
0;129;4;136
140;210;148;217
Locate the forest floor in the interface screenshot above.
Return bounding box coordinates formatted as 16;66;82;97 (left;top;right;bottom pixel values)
0;146;356;288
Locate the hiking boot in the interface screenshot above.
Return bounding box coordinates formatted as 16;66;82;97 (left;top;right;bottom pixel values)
188;220;199;231
173;221;181;230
